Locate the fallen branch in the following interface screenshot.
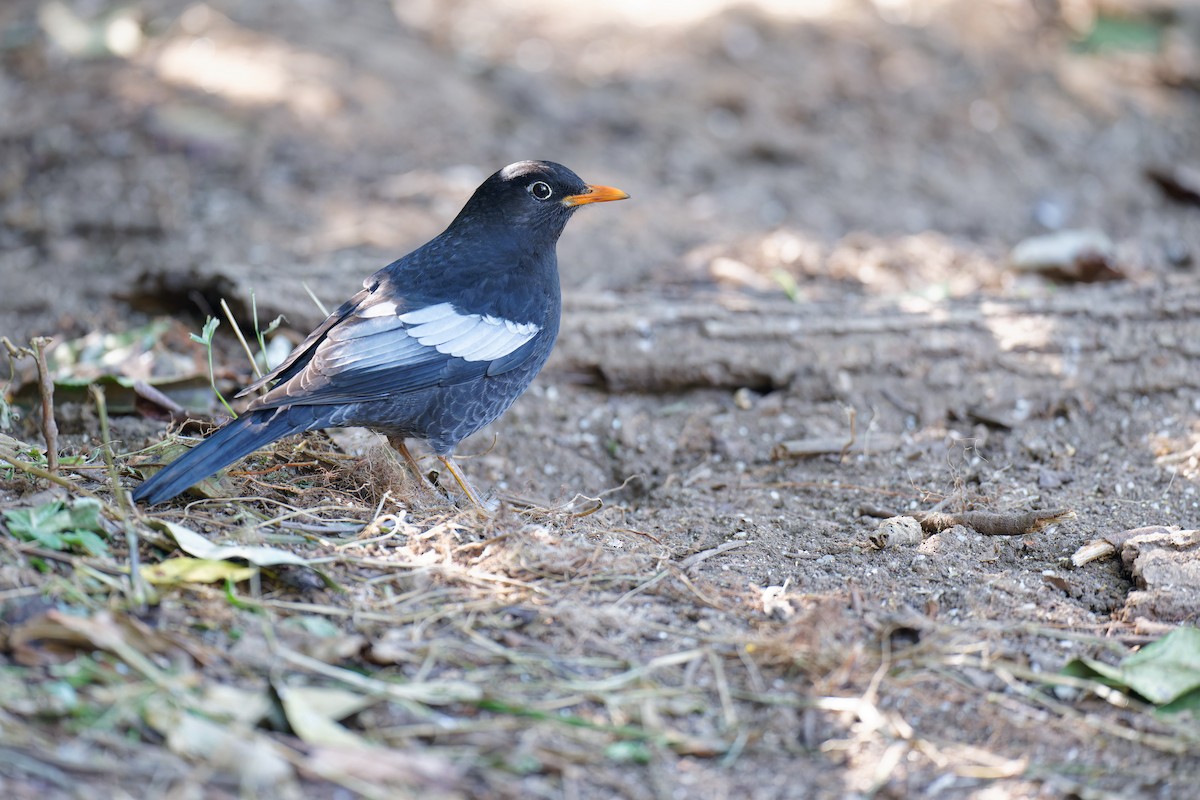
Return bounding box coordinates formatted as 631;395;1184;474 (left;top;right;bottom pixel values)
915;508;1074;537
2;336;60;474
772;434;901;460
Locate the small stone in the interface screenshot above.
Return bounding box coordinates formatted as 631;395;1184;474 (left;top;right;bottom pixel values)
1009;229;1122;282
870;516;923;549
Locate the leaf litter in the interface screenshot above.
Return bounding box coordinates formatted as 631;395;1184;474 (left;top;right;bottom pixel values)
4;315;1199;796
5;400;1195;797
4;1;1200;794
0;423;787;796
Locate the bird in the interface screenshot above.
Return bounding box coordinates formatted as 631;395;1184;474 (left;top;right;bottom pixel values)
132;160;628;508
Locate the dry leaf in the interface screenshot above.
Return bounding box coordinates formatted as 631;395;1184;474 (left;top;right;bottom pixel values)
277;685;377;749
144;695;294;788
7;609;208;669
141;557;258;585
303;745;463;793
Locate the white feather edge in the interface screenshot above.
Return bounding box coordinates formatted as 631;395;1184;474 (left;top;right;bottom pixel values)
357;301;540;362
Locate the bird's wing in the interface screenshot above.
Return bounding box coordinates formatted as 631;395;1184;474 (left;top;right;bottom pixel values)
246;292;543;410
237;289;368;399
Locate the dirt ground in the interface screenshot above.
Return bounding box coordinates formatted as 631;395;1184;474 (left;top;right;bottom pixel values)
2;0;1200;797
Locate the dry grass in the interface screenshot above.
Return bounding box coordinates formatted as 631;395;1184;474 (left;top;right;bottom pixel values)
0;425;1196;798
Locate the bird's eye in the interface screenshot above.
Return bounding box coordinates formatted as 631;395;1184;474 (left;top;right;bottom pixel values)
528;181;553;201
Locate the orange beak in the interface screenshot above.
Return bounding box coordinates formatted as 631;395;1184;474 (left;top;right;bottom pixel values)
562;184;630;207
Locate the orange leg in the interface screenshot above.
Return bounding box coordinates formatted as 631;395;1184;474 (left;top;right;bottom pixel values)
388;437;488;512
436;454;488;513
388;436;435;496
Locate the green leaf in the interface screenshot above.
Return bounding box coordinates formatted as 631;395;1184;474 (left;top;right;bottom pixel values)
605;740;652;764
262;315;284;337
4;501;68;538
284;616;341;638
191;316;220;345
1074;14;1162;54
1062;627;1200;707
65;529;109;557
2;499;109;555
1159;688;1200;715
1118;627;1200;704
772;269;800;303
506;754;543;775
30;528;68;550
67;497;102;532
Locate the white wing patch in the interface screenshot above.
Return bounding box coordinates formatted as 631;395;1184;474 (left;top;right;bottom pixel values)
359;300;399;319
376;302;541;362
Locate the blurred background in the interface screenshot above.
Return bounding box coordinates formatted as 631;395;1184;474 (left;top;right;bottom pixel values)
1;0;1197;349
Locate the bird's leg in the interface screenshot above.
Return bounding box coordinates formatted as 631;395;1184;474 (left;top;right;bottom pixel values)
436;454;488;512
387;436;438;497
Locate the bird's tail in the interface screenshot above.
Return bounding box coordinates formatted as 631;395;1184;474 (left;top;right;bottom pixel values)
132;408;318;505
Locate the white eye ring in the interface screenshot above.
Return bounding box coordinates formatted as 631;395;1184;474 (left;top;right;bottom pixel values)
529;181;553;201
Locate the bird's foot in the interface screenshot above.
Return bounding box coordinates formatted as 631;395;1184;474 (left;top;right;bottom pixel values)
435;455;491;516
387;436;441;500
387;437;492;515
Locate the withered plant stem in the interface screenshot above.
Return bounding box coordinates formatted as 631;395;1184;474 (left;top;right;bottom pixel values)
91;385;147;609
30;338;59;475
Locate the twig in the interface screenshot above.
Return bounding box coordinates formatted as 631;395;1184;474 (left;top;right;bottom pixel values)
671;569;727;609
0;747;74;789
233;460;321;477
472;696;719;756
915;508;1074;537
2;337;60;473
566;649;707;694
91;385;147;608
986;670;1196;755
220;298;262;379
840;405;857;463
616;541;749;607
917;649;1200;754
678;540;749;571
337;553;547;594
8;542;126;575
30;337;59;475
0;446;100;498
707;647;738;729
772;435;901;460
302;281;330;317
276;644;481;705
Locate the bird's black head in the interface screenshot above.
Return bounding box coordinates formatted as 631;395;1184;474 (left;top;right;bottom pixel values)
449;160;628;247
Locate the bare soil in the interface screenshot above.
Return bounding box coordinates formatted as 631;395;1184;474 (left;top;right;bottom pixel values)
2;1;1199;798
